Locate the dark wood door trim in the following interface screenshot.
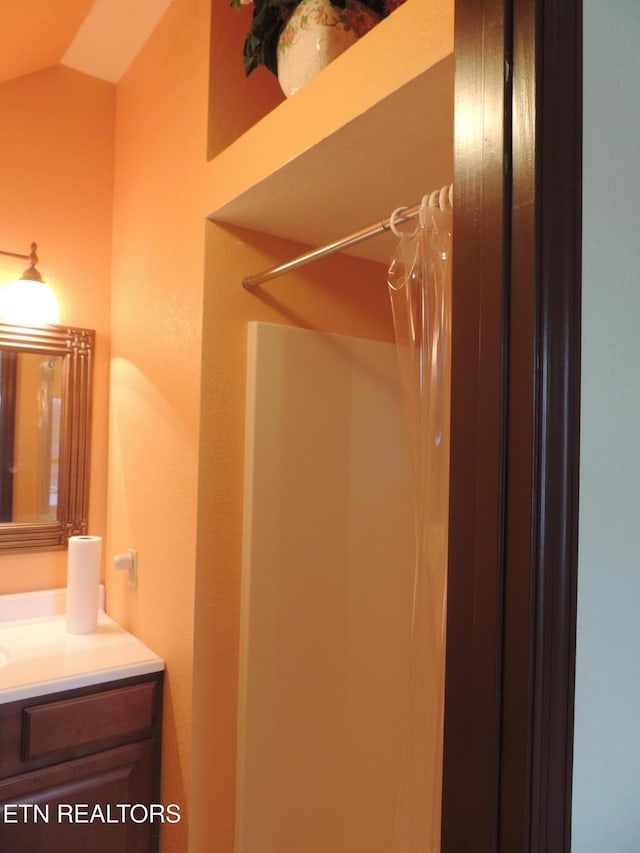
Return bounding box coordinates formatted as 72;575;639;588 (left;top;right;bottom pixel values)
442;1;509;849
524;0;582;847
443;0;582;850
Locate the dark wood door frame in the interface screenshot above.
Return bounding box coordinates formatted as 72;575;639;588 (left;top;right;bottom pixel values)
442;0;582;850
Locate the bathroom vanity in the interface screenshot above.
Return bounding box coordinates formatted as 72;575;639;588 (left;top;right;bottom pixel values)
0;589;164;852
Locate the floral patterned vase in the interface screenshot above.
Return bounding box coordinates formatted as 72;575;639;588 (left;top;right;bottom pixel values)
277;0;380;97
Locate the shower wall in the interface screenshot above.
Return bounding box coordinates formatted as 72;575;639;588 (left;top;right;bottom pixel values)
237;321;415;852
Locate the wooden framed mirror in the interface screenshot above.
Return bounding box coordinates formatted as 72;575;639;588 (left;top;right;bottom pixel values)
0;323;94;552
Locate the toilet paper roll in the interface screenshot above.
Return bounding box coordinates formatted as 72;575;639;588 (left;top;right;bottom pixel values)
66;535;102;634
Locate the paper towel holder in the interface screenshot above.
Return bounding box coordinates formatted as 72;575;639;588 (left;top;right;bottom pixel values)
114;549;138;589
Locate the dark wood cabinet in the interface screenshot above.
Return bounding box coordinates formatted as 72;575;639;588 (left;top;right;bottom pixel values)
0;672;163;853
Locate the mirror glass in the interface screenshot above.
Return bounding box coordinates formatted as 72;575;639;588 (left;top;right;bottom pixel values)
0;352;64;524
0;323;94;552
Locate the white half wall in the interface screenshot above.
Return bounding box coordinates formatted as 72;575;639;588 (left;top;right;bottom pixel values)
237;322;415;852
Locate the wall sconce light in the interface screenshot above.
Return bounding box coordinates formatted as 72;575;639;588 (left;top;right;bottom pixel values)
0;242;60;326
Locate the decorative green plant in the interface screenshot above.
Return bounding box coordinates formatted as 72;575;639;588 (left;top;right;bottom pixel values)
231;0;390;77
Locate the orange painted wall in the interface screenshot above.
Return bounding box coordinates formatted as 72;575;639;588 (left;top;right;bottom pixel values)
189;4;398;850
0;7;407;853
191;8;395;846
107;5;390;848
191;228;393;851
207;1;283;158
106;0;209;850
0;65;113;592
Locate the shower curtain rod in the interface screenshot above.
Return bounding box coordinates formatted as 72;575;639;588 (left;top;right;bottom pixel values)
242;183;454;290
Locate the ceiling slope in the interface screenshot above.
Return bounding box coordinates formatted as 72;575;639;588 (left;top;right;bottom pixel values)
0;0;173;85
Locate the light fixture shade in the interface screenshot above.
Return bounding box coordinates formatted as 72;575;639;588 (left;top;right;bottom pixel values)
0;278;60;326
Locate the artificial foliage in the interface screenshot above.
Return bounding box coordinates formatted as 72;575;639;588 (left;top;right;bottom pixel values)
231;0;390;77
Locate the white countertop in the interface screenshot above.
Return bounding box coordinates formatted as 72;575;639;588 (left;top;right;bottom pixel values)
0;588;164;703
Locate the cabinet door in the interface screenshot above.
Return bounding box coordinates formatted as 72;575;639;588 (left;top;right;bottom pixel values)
0;740;158;853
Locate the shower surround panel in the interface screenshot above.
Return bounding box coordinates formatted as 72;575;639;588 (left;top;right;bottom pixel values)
238;322;416;853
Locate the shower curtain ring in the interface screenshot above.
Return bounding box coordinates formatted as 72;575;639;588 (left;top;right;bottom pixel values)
390;206;420;238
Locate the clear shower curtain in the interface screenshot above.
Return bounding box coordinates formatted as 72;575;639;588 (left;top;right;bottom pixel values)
387;192;452;853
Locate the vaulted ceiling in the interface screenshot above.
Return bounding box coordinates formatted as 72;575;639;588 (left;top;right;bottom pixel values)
0;0;173;85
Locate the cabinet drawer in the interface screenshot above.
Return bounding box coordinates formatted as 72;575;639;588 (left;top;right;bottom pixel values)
22;681;156;761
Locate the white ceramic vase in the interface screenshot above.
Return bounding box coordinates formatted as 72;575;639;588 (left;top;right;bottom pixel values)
277;0;380;97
